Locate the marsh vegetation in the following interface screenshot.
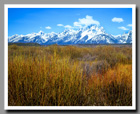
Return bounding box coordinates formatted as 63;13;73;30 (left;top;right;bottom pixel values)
8;44;132;106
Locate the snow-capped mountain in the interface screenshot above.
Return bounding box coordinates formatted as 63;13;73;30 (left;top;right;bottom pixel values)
8;25;132;45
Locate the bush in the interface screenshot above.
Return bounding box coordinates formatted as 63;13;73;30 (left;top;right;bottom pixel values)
10;44;18;50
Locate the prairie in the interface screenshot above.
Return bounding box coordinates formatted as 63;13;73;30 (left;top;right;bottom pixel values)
8;44;132;106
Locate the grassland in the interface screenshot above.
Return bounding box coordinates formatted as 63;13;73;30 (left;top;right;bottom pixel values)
8;44;132;106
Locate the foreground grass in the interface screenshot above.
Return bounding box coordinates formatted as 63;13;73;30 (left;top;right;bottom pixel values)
8;45;132;106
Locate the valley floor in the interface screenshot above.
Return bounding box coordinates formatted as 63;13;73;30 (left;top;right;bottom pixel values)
8;44;132;106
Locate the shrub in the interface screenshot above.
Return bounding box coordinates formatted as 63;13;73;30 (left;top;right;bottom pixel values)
10;44;18;50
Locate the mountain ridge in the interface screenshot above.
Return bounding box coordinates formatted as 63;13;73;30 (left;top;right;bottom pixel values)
8;25;132;45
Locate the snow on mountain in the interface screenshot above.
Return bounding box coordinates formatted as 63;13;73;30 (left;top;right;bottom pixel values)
120;31;132;43
8;25;132;45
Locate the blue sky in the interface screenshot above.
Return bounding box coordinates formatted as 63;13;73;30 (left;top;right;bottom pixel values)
8;8;132;36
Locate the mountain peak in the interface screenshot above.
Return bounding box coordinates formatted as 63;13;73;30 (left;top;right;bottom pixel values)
83;24;105;34
38;30;45;35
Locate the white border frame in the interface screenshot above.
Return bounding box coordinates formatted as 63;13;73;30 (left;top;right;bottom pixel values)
4;4;136;110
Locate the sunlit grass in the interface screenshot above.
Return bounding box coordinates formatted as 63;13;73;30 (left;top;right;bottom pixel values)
8;45;132;106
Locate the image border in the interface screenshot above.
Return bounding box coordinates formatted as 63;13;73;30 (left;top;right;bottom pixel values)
4;4;136;110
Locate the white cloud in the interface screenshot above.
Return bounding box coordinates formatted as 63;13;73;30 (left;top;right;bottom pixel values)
45;26;51;29
74;15;100;27
118;26;129;30
64;25;72;29
127;24;132;27
74;22;82;28
57;24;63;26
112;17;124;23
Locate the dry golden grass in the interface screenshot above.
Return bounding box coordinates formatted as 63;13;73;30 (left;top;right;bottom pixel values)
8;45;132;106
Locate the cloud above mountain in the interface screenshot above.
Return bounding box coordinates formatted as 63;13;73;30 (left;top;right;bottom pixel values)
57;24;63;27
74;15;100;28
56;15;100;29
64;25;72;29
118;26;128;30
45;26;51;29
112;17;124;23
127;24;132;27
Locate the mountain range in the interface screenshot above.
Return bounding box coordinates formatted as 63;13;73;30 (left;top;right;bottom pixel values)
8;25;132;45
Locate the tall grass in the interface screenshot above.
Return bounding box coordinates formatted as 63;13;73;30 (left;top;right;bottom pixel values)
8;45;132;106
